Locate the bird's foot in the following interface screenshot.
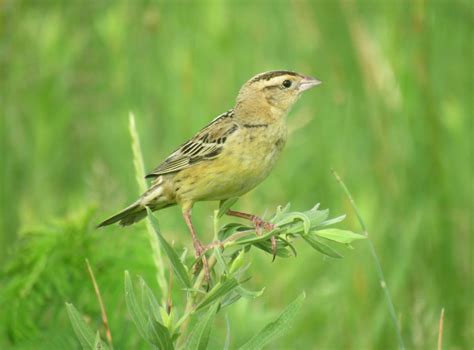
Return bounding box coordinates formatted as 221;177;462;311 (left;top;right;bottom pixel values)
271;236;277;262
251;216;278;261
252;216;276;235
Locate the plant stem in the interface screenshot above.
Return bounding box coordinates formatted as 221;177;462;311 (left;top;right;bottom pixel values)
437;308;445;350
129;112;168;304
85;258;113;349
331;169;405;350
176;255;217;348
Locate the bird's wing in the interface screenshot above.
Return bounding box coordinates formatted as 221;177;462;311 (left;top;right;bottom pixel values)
145;110;239;178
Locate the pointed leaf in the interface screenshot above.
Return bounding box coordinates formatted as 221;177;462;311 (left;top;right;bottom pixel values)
146;208;191;288
273;211;311;234
94;331;105;350
214;247;228;274
66;303;108;350
139;276;162;324
124;272;148;340
314;228;366;244
229;250;245;274
186;303;219;350
235;228;283;245
146;317;174;350
237;286;265;299
223;315;231;350
218;223;252;240
195;277;239;311
315;214;346;228
239;292;306;350
270;203;291;223
254;241;292;258
302;235;343;258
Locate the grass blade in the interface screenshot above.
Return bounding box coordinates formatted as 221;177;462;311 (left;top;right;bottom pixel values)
129;112;168;301
239;292;306;350
146;208;192;288
331;169;405;350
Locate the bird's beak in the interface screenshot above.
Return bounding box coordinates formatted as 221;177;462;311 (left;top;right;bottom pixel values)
298;76;322;92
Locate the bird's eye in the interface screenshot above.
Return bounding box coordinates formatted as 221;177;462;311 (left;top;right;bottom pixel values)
282;80;292;88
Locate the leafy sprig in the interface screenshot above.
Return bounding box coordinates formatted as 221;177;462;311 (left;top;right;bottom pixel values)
67;202;364;349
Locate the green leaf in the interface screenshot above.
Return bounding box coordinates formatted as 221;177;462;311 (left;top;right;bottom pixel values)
195;277;239;311
315;214;346;228
270;203;291;223
235;228;283;245
273;211;311;234
254;241;292;258
220;292;242;308
314;228;366;244
129;112;147;192
139;276;162;324
218;197;239;218
94;331;105;350
237;286;265;299
229;249;245;274
146;208;191;288
146;317;174;350
239;292;306;350
186;303;219;350
125;272;173;349
302;235;343;258
218;223;252;241
223;314;231;350
214;247;228;275
124;272;148;340
66;303;108;350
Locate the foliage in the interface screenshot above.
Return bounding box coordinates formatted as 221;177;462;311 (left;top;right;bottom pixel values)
1;0;472;349
67;202;364;349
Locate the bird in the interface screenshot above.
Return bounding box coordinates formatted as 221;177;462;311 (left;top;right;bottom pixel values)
98;70;321;268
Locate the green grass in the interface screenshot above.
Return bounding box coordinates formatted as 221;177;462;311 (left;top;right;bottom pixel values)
1;0;472;349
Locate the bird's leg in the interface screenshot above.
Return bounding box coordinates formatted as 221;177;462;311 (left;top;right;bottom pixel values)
225;209;278;260
182;208;209;281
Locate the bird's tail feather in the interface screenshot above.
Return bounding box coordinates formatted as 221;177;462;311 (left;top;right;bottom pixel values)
97;201;147;227
97;179;174;228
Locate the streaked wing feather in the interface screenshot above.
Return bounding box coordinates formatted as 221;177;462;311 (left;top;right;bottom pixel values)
145;110;238;178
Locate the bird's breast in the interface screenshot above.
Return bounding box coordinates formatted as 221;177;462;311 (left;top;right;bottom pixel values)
173;122;287;203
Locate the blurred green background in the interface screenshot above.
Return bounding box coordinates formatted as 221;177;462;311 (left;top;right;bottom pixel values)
1;0;472;349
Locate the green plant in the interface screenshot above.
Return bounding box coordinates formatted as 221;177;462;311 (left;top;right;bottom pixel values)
68;202;365;349
66;115;366;349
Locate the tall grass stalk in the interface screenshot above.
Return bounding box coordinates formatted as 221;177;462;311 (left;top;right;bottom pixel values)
332;169;405;350
129;112;168;303
437;308;445;350
85;258;113;349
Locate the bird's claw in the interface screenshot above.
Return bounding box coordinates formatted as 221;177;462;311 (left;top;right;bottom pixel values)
252;216;275;235
250;216;278;261
271;236;277;262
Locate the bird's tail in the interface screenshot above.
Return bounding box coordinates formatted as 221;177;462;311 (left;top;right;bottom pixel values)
97;201;146;227
97;180;173;228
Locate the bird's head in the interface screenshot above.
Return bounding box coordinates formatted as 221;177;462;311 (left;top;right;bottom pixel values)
236;70;321;115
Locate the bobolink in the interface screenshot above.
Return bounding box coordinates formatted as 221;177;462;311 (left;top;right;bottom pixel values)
99;70;320;264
